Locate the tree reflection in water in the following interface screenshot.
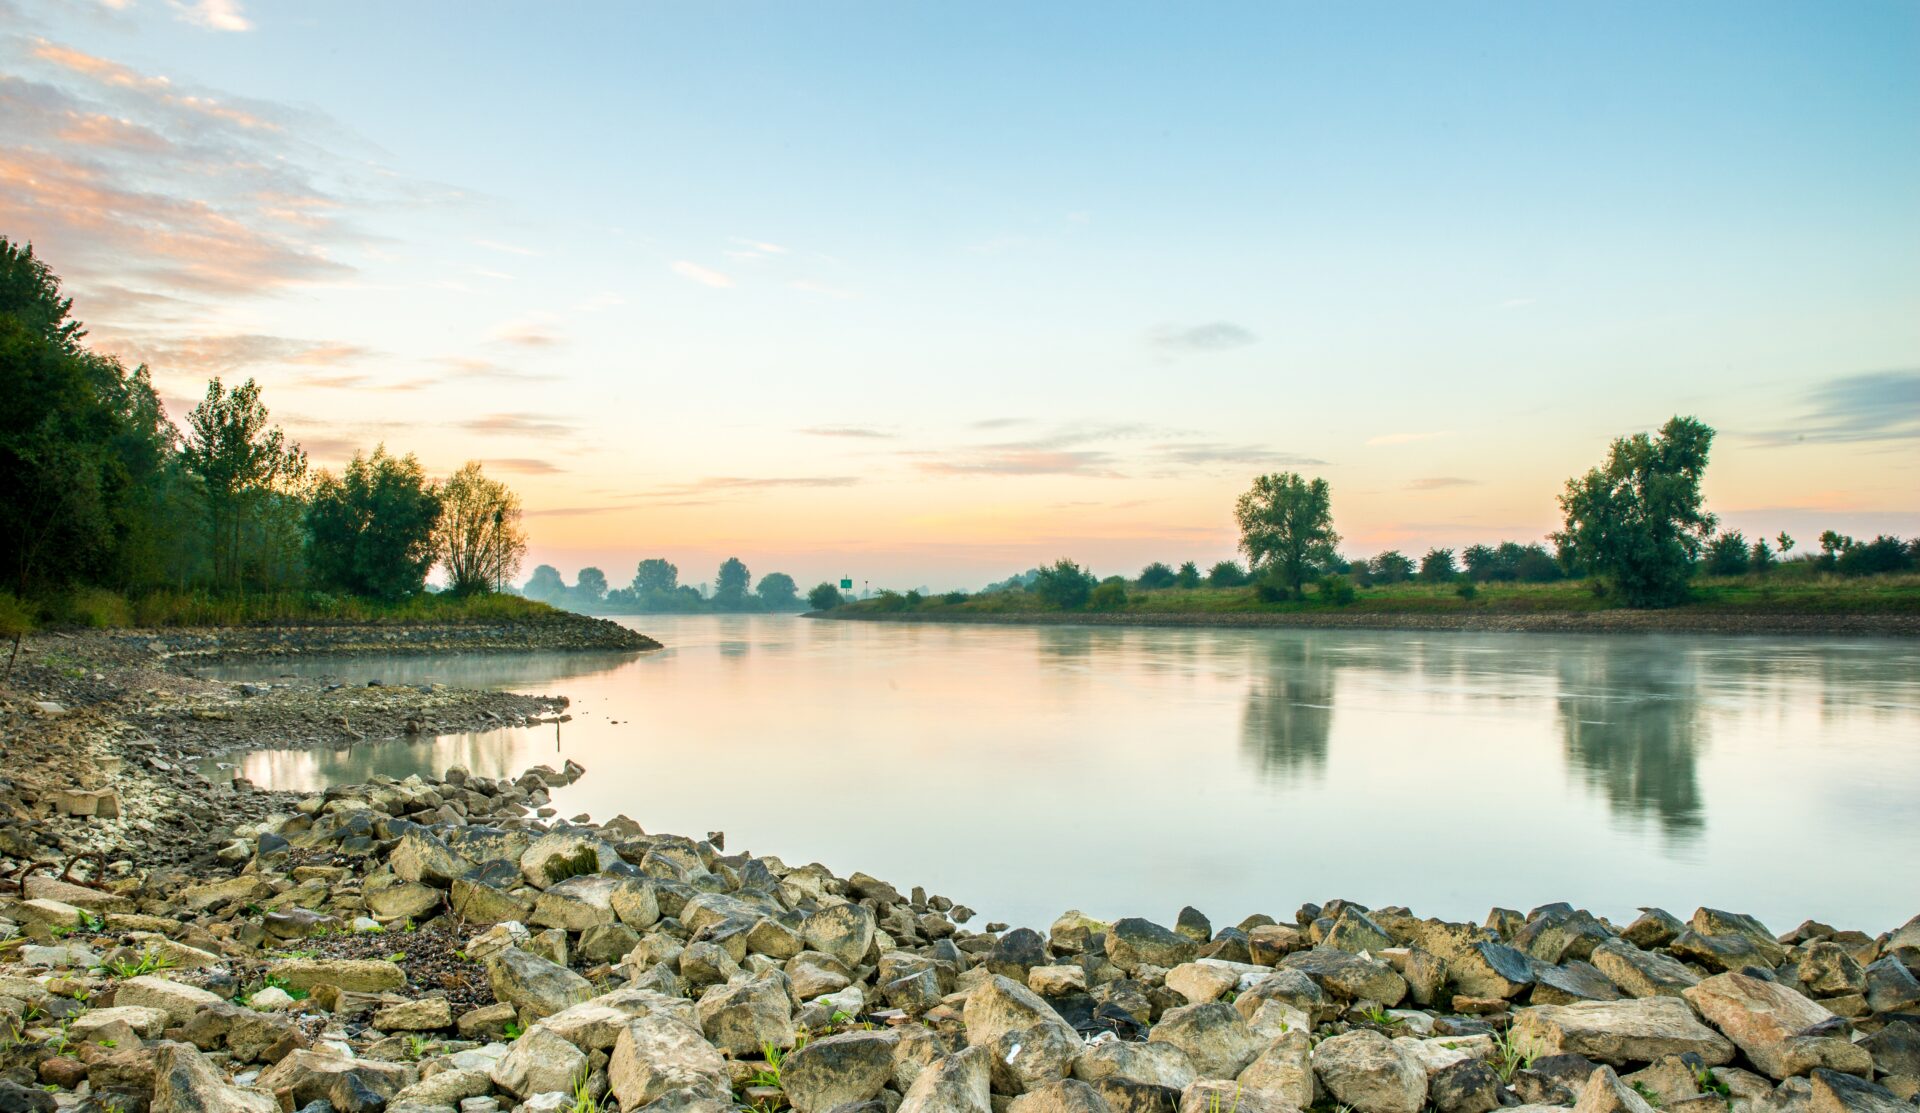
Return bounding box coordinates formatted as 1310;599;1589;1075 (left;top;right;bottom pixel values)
1555;645;1705;839
1239;635;1336;780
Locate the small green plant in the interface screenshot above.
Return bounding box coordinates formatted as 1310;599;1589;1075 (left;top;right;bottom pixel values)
404;1035;433;1060
101;950;175;978
568;1068;601;1113
386;952;408;963
98;1038;117;1048
1358;1004;1401;1028
745;1041;790;1088
1491;1031;1536;1082
1205;1085;1242;1113
1633;1083;1665;1108
503;1020;524;1040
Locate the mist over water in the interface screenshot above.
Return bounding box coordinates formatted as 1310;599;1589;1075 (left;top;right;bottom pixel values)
207;616;1920;934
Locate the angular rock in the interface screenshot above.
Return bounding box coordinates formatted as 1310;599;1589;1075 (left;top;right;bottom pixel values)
520;832;621;889
1689;909;1789;966
1591;939;1701;999
1311;1029;1427;1113
1511;997;1734;1067
695;975;794;1056
608;1015;731;1109
151;1043;279;1113
964;975;1080;1050
113;976;226;1025
372;997;453;1032
490;1025;588;1100
805;902;878;968
1865;957;1920;1015
1683;973;1868;1080
1075;1041;1198;1092
267;958;406;993
1012;1079;1116;1113
1235;1030;1313;1110
992;1021;1082;1095
1573;1065;1659;1113
486;946;592;1018
1807;1069;1910;1113
1107;919;1198;973
392;829;474;887
1430;1059;1502;1113
530;874;623;931
1148;1003;1263;1081
781;1030;899;1113
1165;964;1240;1006
899;1047;993;1113
1281;948;1408;1005
256;1050;414;1109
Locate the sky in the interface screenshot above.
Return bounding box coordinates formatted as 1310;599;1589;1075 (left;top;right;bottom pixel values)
3;0;1917;592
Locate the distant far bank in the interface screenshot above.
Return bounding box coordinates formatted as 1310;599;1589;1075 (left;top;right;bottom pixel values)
809;577;1920;637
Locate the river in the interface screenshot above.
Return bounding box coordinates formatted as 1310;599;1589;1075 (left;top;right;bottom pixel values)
204;615;1920;935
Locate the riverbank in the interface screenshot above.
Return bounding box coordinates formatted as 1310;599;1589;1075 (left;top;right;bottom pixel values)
0;628;1916;1113
811;607;1920;636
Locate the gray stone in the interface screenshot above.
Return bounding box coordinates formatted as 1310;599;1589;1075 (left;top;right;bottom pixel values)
805;902;878;968
992;1021;1082;1095
490;1025;588;1100
1429;1059;1502;1113
530;874;623;931
392;829;474;887
487;946;593;1018
695;975;794;1056
1281;948;1408;1005
1107;919;1199;973
1682;973;1869;1080
607;1015;731;1110
964;975;1081;1051
256;1050;415;1110
1511;997;1734;1067
1074;1041;1197;1092
1808;1069;1911;1113
1859;1021;1920;1078
1148;1003;1263;1081
1234;1030;1313;1110
781;1030;899;1113
1591;939;1701;999
899;1047;993;1113
1865;957;1920;1015
1689;909;1789;967
151;1043;279;1113
1011;1079;1115;1113
1310;1029;1427;1113
1622;909;1686;950
519;832;621;889
1573;1066;1659;1113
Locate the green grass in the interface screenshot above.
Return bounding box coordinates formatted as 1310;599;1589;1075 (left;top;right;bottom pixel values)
834;567;1920;620
17;587;560;630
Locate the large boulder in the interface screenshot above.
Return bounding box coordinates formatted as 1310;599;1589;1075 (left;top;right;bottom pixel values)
1682;974;1871;1080
992;1021;1083;1095
1235;1030;1314;1110
899;1047;993;1113
487;946;593;1018
113;977;225;1026
1281;948;1408;1005
1311;1029;1427;1113
520;832;622;889
1148;1003;1263;1080
1106;919;1198;973
391;829;473;887
804;902;877;968
781;1030;899;1113
608;1015;731;1109
1807;1069;1911;1113
256;1050;414;1109
266;958;406;994
542;986;696;1051
151;1043;279;1113
490;1025;588;1100
1511;997;1734;1067
695;975;795;1056
1590;940;1701;999
530;874;623;931
964;975;1080;1050
1074;1041;1197;1091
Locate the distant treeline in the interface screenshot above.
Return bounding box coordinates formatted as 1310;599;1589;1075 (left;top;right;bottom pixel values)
1;237;529;638
521;558;806;614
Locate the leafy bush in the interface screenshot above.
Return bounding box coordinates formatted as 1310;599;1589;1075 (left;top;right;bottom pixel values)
1316;574;1357;606
1088;579;1128;611
1253;567;1294;602
806;582;844;611
1032;559;1095;610
1206;560;1250;588
1704;530;1750;576
52;588;134;628
1136;562;1177;589
1455;579;1478;600
1174;561;1201;589
941;591;969;604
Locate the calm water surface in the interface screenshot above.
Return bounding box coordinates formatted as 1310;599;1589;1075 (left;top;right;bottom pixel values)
207;616;1920;935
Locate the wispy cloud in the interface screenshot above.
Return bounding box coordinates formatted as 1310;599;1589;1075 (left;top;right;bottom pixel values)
670;260;732;289
1408;476;1479;490
170;0;252;31
105;333;372;375
1148;321;1257;353
1366;431;1453;446
488;318;563;347
435;356;553;382
1150;443;1327;468
1748;370;1920;446
801;425;893;439
484;458;564;475
910;450;1122;478
462;414;575;438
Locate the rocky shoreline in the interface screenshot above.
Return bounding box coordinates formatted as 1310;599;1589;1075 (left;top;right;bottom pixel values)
810;610;1920;638
0;628;1916;1113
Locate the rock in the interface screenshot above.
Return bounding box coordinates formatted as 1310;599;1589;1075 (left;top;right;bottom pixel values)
1532;961;1626;1006
71;1005;169;1041
804;902;877;968
992;1020;1083;1095
607;1015;732;1109
257;1050;414;1110
899;1047;993;1113
1808;1069;1911;1113
1448;942;1537;1000
393;1069;494;1107
1050;911;1111;956
1324;908;1397;956
365;874;445;920
1234;1030;1313;1110
1012;1079;1116;1113
490;1025;588;1100
392;829;474;887
151;1043;279;1113
1512;998;1734;1067
612;881;662;929
1107;919;1198;973
1864;957;1920;1015
357;997;444;1034
1148;1003;1263;1080
113;976;226;1025
1178;1080;1290;1113
1235;969;1331;1025
1516;912;1615;965
1573;1066;1659;1113
267;958;407;993
1689;909;1789;966
1165;964;1240;1006
520;832;621;889
695;975;794;1056
782;1030;899;1113
1311;1029;1428;1113
1590;939;1701;999
1669;930;1778;974
1799;943;1869;998
965;975;1081;1050
1032;966;1090;997
1281;948;1408;1005
451;878;534;925
487;946;593;1018
990;929;1053;981
1075;1041;1198;1091
1683;974;1869;1080
1621;1057;1703;1107
529;873;622;931
1859;1021;1920;1078
1622;910;1686;950
1430;1060;1502;1113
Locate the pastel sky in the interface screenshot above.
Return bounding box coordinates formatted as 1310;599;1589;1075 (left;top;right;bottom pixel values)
4;0;1916;592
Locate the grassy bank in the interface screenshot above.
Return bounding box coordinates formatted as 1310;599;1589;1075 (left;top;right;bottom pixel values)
2;586;566;631
819;570;1920;634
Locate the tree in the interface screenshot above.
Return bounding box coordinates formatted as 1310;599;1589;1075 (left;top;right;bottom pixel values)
714;557;752;608
1032;559;1095;610
1206;560;1249;587
754;572;800;610
1750;537;1776;573
1089;578;1128;611
1777;532;1795;555
523;564;566;602
1462;544;1498;582
305;447;441;600
1419;548;1457;583
1704;531;1750;576
807;582;843;611
1234;473;1340;599
633;558;678;595
1174;561;1201;589
181;377;308;591
1370;550;1414;584
1137;562;1177;589
437;461;527;594
1555;416;1716;607
575;567;609;605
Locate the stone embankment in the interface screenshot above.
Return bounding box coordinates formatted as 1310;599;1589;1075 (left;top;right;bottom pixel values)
1;627;1917;1113
813;610;1920;637
148;613;657;663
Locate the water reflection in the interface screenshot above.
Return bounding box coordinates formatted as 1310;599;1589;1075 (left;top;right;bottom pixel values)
1554;647;1705;838
1240;635;1336;779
